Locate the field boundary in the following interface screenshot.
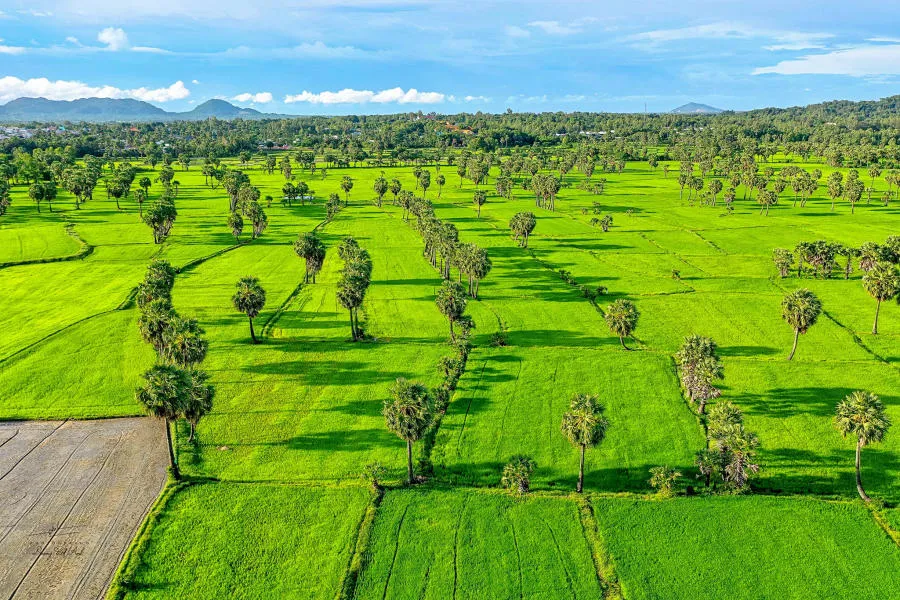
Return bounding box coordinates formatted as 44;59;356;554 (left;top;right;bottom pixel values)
0;222;94;271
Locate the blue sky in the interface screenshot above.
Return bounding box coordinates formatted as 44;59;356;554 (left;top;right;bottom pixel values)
1;0;899;114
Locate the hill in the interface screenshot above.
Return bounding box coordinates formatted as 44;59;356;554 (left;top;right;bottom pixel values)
0;97;281;123
670;102;724;114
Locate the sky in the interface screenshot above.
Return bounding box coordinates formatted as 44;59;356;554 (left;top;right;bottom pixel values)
1;0;900;114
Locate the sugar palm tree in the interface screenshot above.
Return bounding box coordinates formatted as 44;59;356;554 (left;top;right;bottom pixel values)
435;280;467;341
382;378;432;484
781;288;821;360
232;276;266;343
834;391;891;502
183;369;215;443
135;364;189;477
561;393;609;493
862;262;900;335
605;299;639;349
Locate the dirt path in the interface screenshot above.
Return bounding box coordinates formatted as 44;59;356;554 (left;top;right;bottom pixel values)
0;418;167;600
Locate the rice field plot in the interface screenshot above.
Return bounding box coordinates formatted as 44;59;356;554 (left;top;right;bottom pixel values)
435;346;702;491
0;308;154;420
722;358;900;499
120;483;371;600
352;488;602;600
593;495;900;600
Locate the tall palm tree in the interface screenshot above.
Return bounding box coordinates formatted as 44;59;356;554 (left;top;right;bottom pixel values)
834;391;891;502
561;393;609;493
383;378;432;484
605;299;639;349
862;262;900;335
135;364;189;477
781;289;822;360
232;276;266;343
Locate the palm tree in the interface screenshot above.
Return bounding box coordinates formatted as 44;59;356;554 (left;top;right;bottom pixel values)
834;391;891;502
605;299;639;349
383;378;432;484
500;455;536;495
232;276;266;343
561;393;609;493
473;190;486;218
135;364;189;477
340;175;353;202
781;289;822;360
161;316;208;367
862;262;900;335
435;280;467;341
293;232;327;283
183;369;214;443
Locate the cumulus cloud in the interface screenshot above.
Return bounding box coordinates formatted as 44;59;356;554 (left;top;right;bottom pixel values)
754;44;900;76
0;45;26;54
464;95;491;102
0;76;190;103
233;92;273;103
98;27;129;50
284;87;445;105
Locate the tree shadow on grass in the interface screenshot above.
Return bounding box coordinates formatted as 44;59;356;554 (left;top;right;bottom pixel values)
728;386;858;418
719;345;781;357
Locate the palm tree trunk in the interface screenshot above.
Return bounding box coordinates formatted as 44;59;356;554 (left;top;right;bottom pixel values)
619;336;629;350
189;421;195;443
449;320;455;341
349;310;356;340
164;418;179;478
873;300;881;335
249;317;257;344
856;439;871;502
406;439;414;485
577;445;585;493
788;328;799;360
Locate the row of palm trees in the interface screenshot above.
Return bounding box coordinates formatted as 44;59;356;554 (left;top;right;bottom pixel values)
135;259;214;478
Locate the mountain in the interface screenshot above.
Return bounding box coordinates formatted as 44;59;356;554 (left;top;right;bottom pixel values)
670;102;724;114
0;97;282;123
184;99;264;120
0;97;170;122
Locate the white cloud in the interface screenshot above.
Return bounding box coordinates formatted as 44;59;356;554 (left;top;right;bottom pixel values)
222;41;382;60
192;79;200;84
0;45;26;54
65;36;80;45
528;21;579;36
233;92;273;103
504;25;530;38
464;95;491;102
527;17;597;36
627;22;832;52
98;27;129;51
19;9;53;17
868;37;900;43
754;44;900;76
285;87;445;105
0;76;190;103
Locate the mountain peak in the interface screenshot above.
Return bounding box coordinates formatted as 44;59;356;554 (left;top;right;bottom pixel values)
670;102;724;114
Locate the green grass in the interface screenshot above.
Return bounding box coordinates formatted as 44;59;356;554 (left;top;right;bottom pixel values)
593;495;900;600
1;156;899;597
353;488;602;600
122;482;371;599
435;346;702;491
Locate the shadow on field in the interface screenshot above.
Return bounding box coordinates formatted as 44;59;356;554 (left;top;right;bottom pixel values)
719;345;780;357
729;386;859;417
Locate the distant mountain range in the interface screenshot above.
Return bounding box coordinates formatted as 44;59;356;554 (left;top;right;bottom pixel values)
670;102;724;115
0;98;287;123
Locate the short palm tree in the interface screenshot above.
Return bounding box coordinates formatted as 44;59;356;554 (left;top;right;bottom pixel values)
135;364;189;477
834;391;891;502
781;288;821;360
383;378;432;484
605;299;639;349
232;276;266;343
561;393;609;493
862;262;899;335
